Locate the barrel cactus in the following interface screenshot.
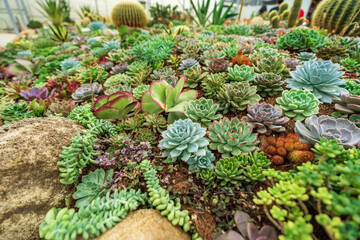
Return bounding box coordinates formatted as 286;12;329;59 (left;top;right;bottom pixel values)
311;0;360;36
111;1;147;28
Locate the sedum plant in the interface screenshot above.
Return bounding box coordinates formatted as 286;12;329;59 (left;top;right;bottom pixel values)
217;82;261;114
242;103;290;135
183;66;208;88
295;115;360;149
343;80;360;95
184;97;222;127
286;60;348;103
276;28;325;52
276;89;320;121
227;64;256;83
201;73;226;99
208;117;259;158
253;73;284;97
158;119;209;162
93;91;140;122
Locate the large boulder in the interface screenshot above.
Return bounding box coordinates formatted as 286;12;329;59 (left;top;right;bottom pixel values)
0;117;84;240
95;209;191;240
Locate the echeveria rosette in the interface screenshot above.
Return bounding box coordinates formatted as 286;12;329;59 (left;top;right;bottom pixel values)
227;64;256;83
20;87;55;102
333;94;360;116
215;157;245;186
208;117;259;158
242;103;290;135
204;58;231;73
178;58;200;72
187;149;215;172
72;83;102;103
159;119;210;162
295;115;360;149
93;91;140;122
184;97;222;127
150;67;176;81
276;89;320;121
286;60;348;103
253;73;284;97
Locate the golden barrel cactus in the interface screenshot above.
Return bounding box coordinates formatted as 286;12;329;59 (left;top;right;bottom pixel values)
111;1;147;28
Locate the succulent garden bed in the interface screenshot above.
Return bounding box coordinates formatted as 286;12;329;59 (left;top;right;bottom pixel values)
1;0;360;240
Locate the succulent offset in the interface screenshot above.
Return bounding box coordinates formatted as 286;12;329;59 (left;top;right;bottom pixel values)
286;60;348;103
187;149;215;172
217;82;261;114
242;103;290;135
276;89;320;121
208;117;259;158
159;119;210;162
184;97;222;127
295;115;360;148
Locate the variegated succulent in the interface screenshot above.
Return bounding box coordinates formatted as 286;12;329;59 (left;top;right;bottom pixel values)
242;103;290;135
253;73;284;97
184;97;222;127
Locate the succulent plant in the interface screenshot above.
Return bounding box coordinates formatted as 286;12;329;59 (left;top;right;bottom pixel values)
181;44;200;59
284;57;302;70
276;89;320;121
49;99;76;117
316;45;349;60
110;62;128;75
150;67;176;81
104;74;133;88
134;128;157;143
178;58;200;72
254;54;289;77
201;49;226;63
20;87;55;102
343;80;360;95
93;91;140;122
341;58;360;73
91;47;109;58
350;114;360;127
249;47;281;65
133;84;150;100
60;58;80;74
295;115;360;149
158;119;210;162
276;28;325;52
79;65;109;84
111;0;147;27
123;113;146;132
208;117;259;158
253;73;284;97
217;82;261;114
184;97;222;127
187;149;215;172
223;24;253;35
242;103;290;135
201;73;227;99
0;103;34;125
183;66;208;88
88;21;105;31
227;64;256;83
98;61;114;71
104;40;121;51
144;113;167;133
332;94;360;117
296;52;317;62
214;157;245;186
159;75;178;87
104;84;132;95
231;49;251;66
72;83;102;102
205;58;231;73
286;60;347;103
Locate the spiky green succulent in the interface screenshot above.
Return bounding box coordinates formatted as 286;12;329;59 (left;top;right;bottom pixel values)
208;117;259;158
253;73;284;97
276;89;320;121
340;58;360;73
217;82;261;114
150;67;176;81
184;97;222;127
286;60;348;103
201;73;227;99
159;119;210;162
178;58;200;72
144;113;167;133
183;66;208;88
296;52;317;62
227;65;256;83
215;157;245;186
0;103;34;124
343;80;360;95
133;84;150;100
134;128;157;143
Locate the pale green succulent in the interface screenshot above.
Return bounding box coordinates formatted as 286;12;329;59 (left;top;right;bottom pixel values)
183;66;208;88
184;97;222;127
104;73;133;88
217;82;261;114
227;64;256;83
208;117;259;158
276;89;320;121
253;73;284;97
133;84;150;100
201;73;227;99
254;54;290;77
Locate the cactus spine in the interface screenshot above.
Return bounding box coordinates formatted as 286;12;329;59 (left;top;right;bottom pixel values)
111;1;148;28
288;0;303;28
312;0;360;36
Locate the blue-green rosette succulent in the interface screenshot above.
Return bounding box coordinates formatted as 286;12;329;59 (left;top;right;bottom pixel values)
187;149;215;172
159;119;210;162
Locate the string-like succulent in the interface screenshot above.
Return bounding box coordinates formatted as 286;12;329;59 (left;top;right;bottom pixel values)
201;73;226;99
184;97;222;127
253;73;284;97
208;117;259;158
227;64;256;83
183;66;208;88
217;82;261;114
158;119;209;162
276;89;320;121
39;189;146;240
242;103;290;135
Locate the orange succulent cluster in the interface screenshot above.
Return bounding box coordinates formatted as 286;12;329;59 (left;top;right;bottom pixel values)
231;49;251;66
266;133;315;165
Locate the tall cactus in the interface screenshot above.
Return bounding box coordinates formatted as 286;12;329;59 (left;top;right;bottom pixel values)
111;1;148;28
312;0;360;36
279;2;289;15
288;0;303;28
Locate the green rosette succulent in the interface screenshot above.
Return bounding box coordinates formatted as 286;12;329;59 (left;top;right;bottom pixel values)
296;52;317;62
201;73;227;99
150;67;176;81
276;89;320;121
215;157;245;186
184;97;222;127
276;28;325;52
253;73;284;97
187;149;215;172
159;119;210;162
227;65;256;83
133;84;150;100
183;66;208;88
217;82;261;114
208;117;259;158
254;54;290;77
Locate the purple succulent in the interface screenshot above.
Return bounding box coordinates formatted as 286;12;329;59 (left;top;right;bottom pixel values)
284;57;302;70
110;62;128;75
19;87;55;102
242;102;290;135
